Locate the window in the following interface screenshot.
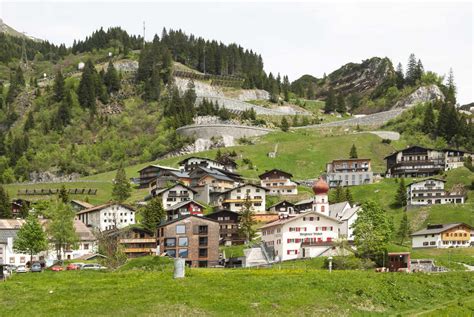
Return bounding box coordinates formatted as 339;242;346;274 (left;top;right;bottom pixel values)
165;238;176;247
176;225;186;234
199;248;208;257
199;236;208;246
178;249;188;258
423;242;429;246
9;257;14;264
84;244;89;250
178;237;188;247
429;241;436;245
20;257;25;263
165;249;176;257
198;226;208;234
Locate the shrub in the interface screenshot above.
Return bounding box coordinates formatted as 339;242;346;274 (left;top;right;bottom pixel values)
324;256;376;270
382;138;391;144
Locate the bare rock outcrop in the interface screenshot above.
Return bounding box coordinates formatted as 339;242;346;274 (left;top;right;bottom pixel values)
394;85;445;108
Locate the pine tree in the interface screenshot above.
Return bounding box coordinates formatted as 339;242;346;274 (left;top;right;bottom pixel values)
415;59;424;83
58;185;69;203
144;65;161;101
395;178;407;207
405;53;418;86
141;197;165;233
324;88;336;113
239;194;257;244
281;117;289;132
55;91;72;129
13;215;48;263
397;213;410;245
333;185;345;203
53;69;65;102
77;60;97;111
336;94;346;113
47;201;78;261
446;68;456;104
422;103;435;135
345;187;354;206
104;61;121;93
349;144;358;159
23;111;34;132
0;185;11;218
112;165;131;203
282;75;290;102
395;62;405;89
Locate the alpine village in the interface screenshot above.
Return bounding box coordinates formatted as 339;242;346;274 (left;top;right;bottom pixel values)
0;10;473;316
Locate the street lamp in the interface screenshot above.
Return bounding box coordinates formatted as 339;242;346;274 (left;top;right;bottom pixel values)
328;256;333;273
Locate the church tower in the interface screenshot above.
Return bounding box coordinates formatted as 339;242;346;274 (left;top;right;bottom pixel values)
312;177;329;214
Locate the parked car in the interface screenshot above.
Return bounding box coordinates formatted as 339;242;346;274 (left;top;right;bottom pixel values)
66;263;81;270
81;263;107;270
50;265;64;272
30;262;43;273
16;265;28;273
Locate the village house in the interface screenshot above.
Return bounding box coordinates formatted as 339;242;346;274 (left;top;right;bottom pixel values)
165;200;205;221
258;169;298;195
137;164;182;188
106;226;157;258
190;166;240;205
150;183;196;209
444;149;474;170
407;178;465;206
0;219;96;266
205;209;244;246
411;223;474;248
148;169;191;190
11;199;30;217
267;200;296;215
157;215;220;267
75;203;136;231
218;184;268;214
178;157;237;173
385;146;445;178
325;158;373;187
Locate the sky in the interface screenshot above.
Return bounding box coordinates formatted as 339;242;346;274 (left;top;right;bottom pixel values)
1;1;473;104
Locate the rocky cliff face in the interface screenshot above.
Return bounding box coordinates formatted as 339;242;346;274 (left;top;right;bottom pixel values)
394;85;445;108
316;57;395;98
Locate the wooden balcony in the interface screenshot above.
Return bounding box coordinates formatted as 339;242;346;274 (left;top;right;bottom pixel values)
124;248;154;253
120;238;156;243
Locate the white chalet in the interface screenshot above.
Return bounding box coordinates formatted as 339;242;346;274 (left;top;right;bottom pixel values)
218;184;268;213
76;203;136;231
411;223;473;249
258;169;298;195
151;183;196;209
407;178;465;206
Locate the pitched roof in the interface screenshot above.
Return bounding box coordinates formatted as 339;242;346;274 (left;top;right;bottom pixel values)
219;183;269;195
260;210;342;230
71;200;95;209
153;183;197;196
76;203;136;215
205;209;240;218
0;229;19;243
137;164;180;173
178;156;223;165
411;223;473;236
267;200;295;210
157;214;219;228
384;145;437;159
165;200;205;211
258;169;293;179
407;178;446;187
294;198;313;206
328;201;350;218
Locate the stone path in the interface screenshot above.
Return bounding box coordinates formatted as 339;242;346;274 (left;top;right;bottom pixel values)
366;131;400;140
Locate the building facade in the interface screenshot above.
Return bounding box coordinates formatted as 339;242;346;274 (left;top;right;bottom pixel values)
107;227;157;258
165;200;205;221
385;146;445;178
267;200;296;215
444;149;473;170
326;158;373;187
258;169;298;195
218;184;268;213
411;223;473;248
407;179;465;206
178;157;235;173
151;184;196;209
76;203;136;231
157;215;220;267
206;210;244;246
137;164;181;188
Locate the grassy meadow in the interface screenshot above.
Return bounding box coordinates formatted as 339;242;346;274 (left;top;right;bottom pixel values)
1;258;473;316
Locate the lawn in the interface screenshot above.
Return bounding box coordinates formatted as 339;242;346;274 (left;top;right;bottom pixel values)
1;262;473;316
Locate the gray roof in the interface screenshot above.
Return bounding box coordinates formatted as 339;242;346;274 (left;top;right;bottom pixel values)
328;201;350;218
0;229;19;244
165;200;205;211
411;223;472;236
195;167;234;182
294;198;313;206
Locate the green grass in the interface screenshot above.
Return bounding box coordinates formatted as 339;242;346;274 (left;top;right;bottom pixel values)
1;264;473;316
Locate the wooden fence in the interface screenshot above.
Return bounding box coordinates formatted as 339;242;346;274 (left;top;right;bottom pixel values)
17;188;98;196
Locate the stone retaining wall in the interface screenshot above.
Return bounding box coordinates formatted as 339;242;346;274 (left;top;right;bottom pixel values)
176;124;275;139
